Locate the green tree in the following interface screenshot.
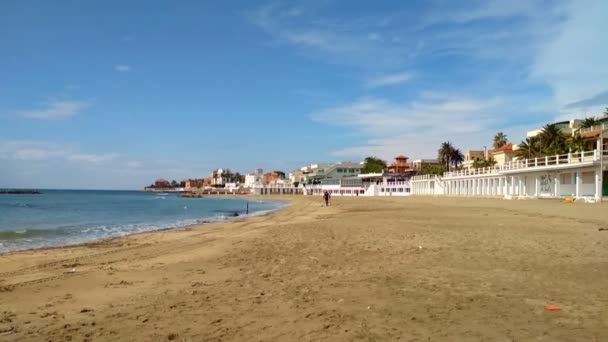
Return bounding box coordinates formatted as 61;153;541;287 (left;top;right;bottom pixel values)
450;148;464;169
568;133;585;153
493;132;508;149
437;141;454;169
361;156;387;173
170;180;178;187
516;137;541;159
420;165;446;176
539;123;568;155
272;171;286;179
581;116;600;129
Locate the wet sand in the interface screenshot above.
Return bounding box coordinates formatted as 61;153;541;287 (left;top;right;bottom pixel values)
1;196;607;341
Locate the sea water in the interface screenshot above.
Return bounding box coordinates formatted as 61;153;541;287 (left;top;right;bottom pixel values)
0;190;285;253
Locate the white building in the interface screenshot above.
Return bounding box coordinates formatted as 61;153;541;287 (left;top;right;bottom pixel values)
289;161;364;185
411;138;607;201
244;168;264;188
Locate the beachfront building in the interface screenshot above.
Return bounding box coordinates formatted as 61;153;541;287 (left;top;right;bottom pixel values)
491;143;517;166
244;168;264;188
387;155;413;174
290;172;410;196
463;150;489;169
210;169;224;186
527;119;583;138
411;136;608;201
291;161;364;185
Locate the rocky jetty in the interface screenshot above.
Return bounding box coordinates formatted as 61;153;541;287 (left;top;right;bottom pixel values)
0;190;41;195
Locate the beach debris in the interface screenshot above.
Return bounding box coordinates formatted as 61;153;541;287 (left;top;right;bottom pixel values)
0;326;15;335
418;245;422;250
69;268;76;273
544;304;561;311
599;228;608;232
80;308;94;313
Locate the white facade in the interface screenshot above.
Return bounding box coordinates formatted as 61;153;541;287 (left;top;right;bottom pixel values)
412;148;607;202
244;168;264;188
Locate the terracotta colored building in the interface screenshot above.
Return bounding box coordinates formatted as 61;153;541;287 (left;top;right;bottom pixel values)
155;178;170;187
388;155;411;174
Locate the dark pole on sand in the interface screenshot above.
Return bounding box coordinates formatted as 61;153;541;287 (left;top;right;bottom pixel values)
246;202;249;215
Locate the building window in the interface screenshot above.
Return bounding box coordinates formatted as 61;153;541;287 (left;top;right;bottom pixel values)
560;173;572;184
582;172;594;184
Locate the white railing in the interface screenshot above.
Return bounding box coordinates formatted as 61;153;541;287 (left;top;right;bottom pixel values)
579;123;607;134
443;166;500;178
411;174;437;181
499;150;596;172
439;150;601;179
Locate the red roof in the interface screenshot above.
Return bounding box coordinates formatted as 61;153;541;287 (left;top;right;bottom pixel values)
493;143;513;153
580;128;608;139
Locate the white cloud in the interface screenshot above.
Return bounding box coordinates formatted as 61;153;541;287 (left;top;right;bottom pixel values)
367;71;412;88
0;140;116;165
532;0;608;113
68;153;118;164
310;94;541;160
114;65;131;72
247;4;411;68
17;100;89;120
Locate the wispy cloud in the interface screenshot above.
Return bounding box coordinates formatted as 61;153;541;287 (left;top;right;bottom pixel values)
367;71;412;88
531;0;608;115
0;140;116;165
67;153;118;164
310;92;545;159
247;4;412;68
114;65;131;72
17;100;89;120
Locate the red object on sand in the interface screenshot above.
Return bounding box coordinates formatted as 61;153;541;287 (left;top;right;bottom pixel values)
544;304;561;311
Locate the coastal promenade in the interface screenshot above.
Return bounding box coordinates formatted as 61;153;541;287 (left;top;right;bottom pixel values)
1;196;607;341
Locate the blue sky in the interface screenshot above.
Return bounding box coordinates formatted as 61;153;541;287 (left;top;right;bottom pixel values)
1;0;607;189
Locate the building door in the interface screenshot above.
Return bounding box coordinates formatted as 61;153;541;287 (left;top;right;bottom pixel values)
603;171;608;196
540;174;553;196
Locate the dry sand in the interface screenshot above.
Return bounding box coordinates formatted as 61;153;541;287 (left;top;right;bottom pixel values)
1;196;608;341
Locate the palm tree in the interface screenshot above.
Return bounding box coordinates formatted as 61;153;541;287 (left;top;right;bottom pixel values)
437;142;454;169
568;133;585;153
516;137;540;159
493;132;508;149
539;123;568;156
581;116;600;129
450;148;464;169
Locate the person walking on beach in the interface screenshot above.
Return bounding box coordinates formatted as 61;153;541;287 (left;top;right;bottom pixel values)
323;190;331;207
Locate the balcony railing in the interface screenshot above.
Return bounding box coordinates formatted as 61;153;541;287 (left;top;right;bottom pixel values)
578;123;608;134
441;150;601;179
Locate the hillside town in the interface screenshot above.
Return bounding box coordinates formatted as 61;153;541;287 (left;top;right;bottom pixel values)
146;111;608;201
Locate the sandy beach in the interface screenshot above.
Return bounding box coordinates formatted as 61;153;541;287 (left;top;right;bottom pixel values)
1;196;608;341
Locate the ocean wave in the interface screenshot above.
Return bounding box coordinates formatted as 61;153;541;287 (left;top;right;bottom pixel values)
0;199;287;253
0;228;55;240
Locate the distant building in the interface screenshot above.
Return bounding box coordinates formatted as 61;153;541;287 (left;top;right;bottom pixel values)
211;168;224;186
244;168;264;187
387;155;412;174
527;119;583;138
155;178;170;187
463;149;490;169
491;143;516;166
291;161;364;185
263;171;285;185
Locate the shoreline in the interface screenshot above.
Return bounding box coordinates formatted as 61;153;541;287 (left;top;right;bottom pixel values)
1;196;607;341
0;195;289;256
